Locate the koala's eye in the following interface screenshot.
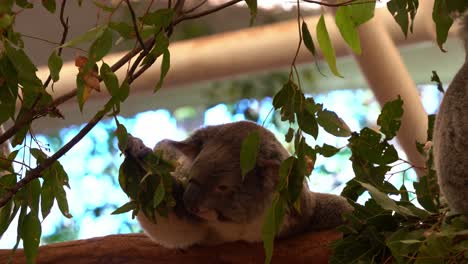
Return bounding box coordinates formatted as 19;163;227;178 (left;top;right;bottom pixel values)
215;185;229;192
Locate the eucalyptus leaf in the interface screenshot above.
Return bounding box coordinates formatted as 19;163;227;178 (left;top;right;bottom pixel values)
112;201;137;215
240;130;261;179
316;15;342;77
21;212;41;264
47;51;63;82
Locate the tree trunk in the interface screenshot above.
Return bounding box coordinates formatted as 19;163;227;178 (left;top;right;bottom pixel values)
0;230;341;264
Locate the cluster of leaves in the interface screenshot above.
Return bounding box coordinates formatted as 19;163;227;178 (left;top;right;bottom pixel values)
0;0;181;262
0;2;72;263
0;0;467;264
0;148;72;264
112;129;178;223
330;98;468;263
259;79;353;263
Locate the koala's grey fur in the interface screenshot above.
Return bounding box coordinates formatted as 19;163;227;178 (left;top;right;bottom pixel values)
125;121;352;248
433;14;468;215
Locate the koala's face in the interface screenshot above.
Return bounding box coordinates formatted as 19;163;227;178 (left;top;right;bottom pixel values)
183;142;279;224
166;122;284;224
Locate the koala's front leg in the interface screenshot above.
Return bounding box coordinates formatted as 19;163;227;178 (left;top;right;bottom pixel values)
122;135;209;248
123;135;153;159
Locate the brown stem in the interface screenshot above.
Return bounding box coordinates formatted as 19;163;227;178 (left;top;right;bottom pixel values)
173;0;242;25
0;99;110;208
183;0;208;14
44;0;70;88
125;0;147;53
301;0;358;7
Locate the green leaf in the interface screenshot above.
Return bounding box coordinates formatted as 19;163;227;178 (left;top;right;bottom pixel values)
153;183;165;208
61;25;106;48
427;114;436;141
335;6;361;54
21;212;41;264
386;228;425;263
278;156;295;190
387;0;418;38
346;0;375;25
4;42;40;83
154;49;170;92
100;63;119;97
0;174;17;236
357;181;416;217
0;0;13;13
430;70;444;93
316;144;340;157
302;21;316;58
285;127;294;143
244;0;257;25
119;80;130;102
89;28;113;61
41;0;56;13
115;124;128;152
41;175;54;219
11;125;28;148
316;15;342;77
47;51;62;82
240;130;261;179
112;201;137;215
109;21;133;39
432;0;452;52
93;0;117;12
143;33;169;66
413;176;438;213
400;184;409;202
140;8;174;29
316;109;351;137
55;184;72;218
76;72;86;111
41;160;72;218
15;0;33;8
0;13;13;29
262;195;285;264
377;96;404;140
28;178;41;216
348;128;399;165
297;109;318;139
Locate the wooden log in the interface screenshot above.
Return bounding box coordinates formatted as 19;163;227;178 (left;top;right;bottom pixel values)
0;230;341;264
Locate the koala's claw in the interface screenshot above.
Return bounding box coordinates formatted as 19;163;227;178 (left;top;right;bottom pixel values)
125;135;152;159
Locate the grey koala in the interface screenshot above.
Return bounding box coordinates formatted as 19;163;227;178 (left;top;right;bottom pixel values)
433;14;468;216
125;121;352;248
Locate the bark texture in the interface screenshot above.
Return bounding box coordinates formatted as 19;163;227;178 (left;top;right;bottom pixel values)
0;230;341;264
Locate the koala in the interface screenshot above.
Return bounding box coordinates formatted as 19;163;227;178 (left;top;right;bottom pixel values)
124;121;352;248
433;14;468;215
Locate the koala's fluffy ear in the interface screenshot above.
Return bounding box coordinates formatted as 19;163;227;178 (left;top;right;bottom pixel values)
256;158;282;187
166;139;202;160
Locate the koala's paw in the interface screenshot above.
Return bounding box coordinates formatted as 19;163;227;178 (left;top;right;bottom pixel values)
125;135;153;159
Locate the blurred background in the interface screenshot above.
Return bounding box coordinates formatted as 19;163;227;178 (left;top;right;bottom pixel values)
0;0;462;247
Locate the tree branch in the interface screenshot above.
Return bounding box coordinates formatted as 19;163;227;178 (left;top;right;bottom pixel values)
125;0;147;53
173;0;243;25
0;231;341;264
44;0;69;88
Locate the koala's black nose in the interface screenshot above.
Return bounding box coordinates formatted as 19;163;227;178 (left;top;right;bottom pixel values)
183;181;202;214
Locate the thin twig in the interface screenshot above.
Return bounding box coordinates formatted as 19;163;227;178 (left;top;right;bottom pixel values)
125;0;147;53
44;0;70;88
0;100;110;208
183;0;208;14
173;0;242;24
301;0;357;7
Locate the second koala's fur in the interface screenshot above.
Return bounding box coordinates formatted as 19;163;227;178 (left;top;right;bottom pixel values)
126;121;352;248
433;14;468;215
